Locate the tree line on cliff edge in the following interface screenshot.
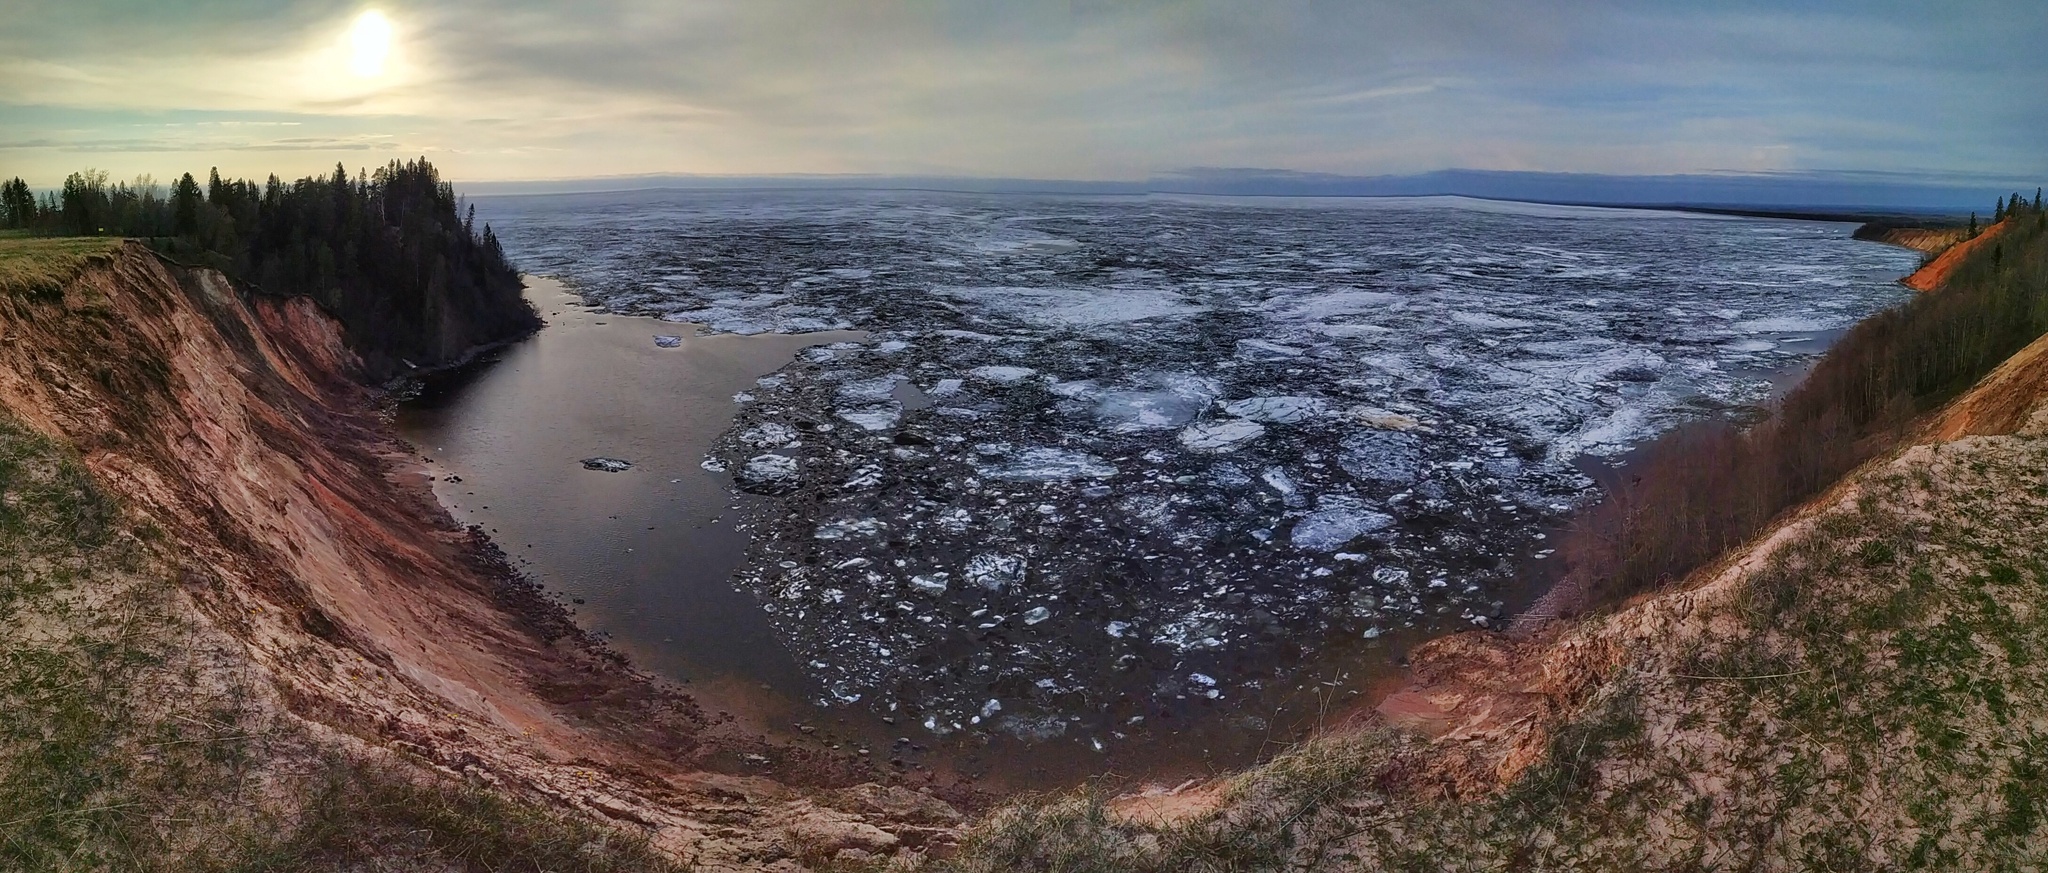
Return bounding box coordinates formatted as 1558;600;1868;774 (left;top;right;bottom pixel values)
1560;189;2048;609
0;161;539;382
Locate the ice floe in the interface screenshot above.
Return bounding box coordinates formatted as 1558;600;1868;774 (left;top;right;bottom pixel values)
1178;419;1268;453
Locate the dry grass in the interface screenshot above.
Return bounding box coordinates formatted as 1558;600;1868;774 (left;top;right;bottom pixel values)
0;236;122;300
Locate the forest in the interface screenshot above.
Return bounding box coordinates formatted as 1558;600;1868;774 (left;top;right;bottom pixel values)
0;161;539;382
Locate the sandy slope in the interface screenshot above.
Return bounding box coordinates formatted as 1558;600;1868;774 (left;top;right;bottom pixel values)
1903;220;2010;291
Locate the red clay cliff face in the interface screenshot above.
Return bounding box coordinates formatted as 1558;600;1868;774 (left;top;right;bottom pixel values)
1902;220;2008;292
0;244;962;866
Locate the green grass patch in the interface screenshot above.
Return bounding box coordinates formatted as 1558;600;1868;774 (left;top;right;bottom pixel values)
0;236;121;301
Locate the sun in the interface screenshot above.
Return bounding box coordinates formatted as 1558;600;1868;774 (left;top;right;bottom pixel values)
347;10;394;78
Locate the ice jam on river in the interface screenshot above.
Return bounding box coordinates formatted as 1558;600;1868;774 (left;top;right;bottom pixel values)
482;189;1921;750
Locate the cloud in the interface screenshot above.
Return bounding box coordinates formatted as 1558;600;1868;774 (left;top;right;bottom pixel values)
0;0;2041;184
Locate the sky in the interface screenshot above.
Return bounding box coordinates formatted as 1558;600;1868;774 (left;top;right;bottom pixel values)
2;0;2043;191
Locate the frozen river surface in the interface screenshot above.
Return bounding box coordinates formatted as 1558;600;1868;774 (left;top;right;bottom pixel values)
482;189;1919;750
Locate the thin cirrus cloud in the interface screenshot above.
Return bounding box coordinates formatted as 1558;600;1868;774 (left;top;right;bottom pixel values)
0;0;2041;187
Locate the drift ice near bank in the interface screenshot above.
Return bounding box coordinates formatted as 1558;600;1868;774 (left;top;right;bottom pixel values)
490;191;1923;747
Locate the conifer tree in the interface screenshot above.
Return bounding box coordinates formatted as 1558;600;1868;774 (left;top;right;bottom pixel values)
172;173;202;237
1996;196;2005;222
0;178;34;229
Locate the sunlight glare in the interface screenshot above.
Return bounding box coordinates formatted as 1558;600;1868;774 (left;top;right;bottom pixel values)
347;10;394;78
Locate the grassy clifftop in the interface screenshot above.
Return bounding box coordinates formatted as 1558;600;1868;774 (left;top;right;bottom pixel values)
0;235;120;299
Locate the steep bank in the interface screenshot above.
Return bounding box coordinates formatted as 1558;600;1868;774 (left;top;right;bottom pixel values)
0;241;964;868
1853;222;1968;257
1903;219;2010;291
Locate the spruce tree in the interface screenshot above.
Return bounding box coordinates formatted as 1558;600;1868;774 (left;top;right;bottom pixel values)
0;178;32;229
172;173;202;237
1996;196;2005;222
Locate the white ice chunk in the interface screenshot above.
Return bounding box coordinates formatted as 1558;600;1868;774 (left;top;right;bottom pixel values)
937;507;974;533
1095;374;1220;433
837;404;902;431
1178;419;1266;453
815;518;889;540
738;422;798;448
739;454;798;485
937;285;1206;329
908;573;950;596
981;448;1117;481
1260;467;1307;507
1222;396;1328;424
1291;507;1395;551
969;365;1038;385
836;374;906;403
963;554;1027;591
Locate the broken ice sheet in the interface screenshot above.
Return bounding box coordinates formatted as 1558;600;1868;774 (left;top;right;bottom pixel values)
504;189;1920;748
1290;504;1396;552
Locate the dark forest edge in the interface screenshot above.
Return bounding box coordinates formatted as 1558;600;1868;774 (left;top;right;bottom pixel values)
0;160;540;383
1554;187;2048;611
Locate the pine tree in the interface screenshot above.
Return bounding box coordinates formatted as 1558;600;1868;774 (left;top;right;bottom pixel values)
1970;212;1978;237
1996;196;2006;222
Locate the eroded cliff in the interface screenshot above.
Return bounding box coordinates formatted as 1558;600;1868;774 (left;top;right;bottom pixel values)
0;241;962;870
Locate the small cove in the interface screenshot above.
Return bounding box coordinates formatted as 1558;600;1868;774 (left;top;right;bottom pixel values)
394;278;864;716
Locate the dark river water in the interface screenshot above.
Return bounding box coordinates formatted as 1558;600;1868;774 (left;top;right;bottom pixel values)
395;279;861;705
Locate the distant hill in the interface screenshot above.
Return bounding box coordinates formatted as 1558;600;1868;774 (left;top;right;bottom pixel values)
459;167;2027;215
